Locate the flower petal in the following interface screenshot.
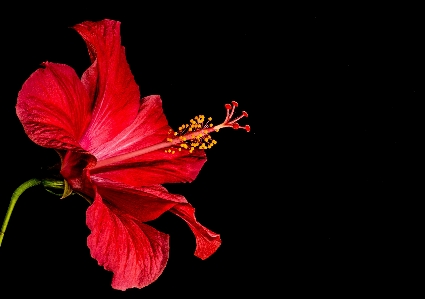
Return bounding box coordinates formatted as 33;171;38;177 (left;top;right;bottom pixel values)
16;62;92;151
90;177;220;261
74;19;141;152
171;203;221;260
87;192;169;290
90;95;169;161
90;95;207;186
93;176;187;222
92;149;206;186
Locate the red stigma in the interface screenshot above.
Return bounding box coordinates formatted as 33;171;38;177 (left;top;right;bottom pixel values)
221;102;249;133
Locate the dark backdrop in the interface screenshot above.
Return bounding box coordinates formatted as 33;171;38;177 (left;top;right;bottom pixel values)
1;4;421;297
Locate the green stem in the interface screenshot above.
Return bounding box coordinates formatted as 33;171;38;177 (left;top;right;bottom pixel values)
0;178;41;247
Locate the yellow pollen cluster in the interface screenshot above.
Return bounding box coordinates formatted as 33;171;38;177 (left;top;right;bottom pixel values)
165;115;218;154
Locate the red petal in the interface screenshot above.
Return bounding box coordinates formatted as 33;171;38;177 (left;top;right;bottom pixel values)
90;95;207;186
87;192;169;290
171;203;221;260
93;176;186;222
74;20;141;152
90;95;169;161
92;149;206;186
91;178;220;260
16;62;92;151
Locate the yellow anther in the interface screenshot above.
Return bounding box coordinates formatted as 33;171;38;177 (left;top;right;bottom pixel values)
170;111;231;153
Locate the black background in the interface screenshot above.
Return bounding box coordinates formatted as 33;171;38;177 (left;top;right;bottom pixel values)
1;4;422;297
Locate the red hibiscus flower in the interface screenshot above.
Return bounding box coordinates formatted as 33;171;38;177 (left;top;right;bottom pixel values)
15;19;249;290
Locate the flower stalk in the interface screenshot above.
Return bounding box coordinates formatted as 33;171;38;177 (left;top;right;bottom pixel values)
0;178;41;246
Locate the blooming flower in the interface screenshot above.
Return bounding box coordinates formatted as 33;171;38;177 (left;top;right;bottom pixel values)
15;19;248;290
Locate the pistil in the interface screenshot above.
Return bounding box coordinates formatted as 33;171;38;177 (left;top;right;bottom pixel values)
92;101;249;170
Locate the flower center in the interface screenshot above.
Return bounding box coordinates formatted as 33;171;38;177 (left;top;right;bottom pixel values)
92;101;249;169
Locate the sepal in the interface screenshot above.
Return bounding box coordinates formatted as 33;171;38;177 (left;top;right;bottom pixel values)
42;179;73;199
